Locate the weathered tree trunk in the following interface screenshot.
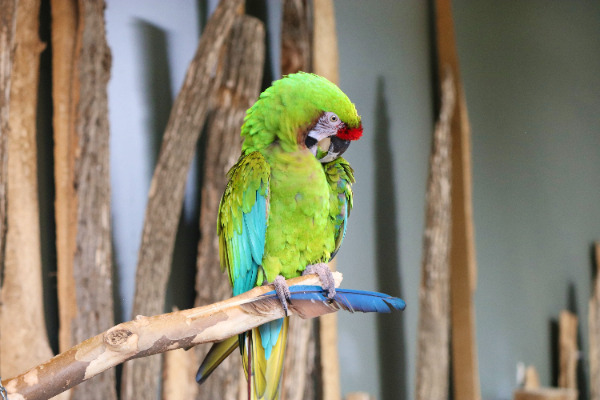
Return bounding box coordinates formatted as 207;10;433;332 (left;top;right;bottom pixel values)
192;14;265;400
558;311;578;391
312;1;342;399
50;1;117;398
415;70;455;400
0;0;17;367
281;0;311;75
435;0;481;399
121;1;241;398
0;0;54;378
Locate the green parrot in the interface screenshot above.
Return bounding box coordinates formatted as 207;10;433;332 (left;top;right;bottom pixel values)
196;72;363;400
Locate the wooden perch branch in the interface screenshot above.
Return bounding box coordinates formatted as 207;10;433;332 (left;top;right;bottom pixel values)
2;273;343;400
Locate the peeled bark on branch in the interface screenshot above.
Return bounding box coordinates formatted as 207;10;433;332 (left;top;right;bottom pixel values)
192;14;265;400
0;0;54;378
122;1;242;398
415;70;455;400
2;273;343;400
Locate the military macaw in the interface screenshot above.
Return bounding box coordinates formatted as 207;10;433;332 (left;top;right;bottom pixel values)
196;72;363;400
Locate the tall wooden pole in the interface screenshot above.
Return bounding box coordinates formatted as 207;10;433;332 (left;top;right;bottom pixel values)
313;1;342;399
0;0;17;375
51;1;117;398
415;70;455;400
434;1;481;399
0;0;54;378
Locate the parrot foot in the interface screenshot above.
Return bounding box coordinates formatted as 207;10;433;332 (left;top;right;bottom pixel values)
273;275;292;316
303;263;336;299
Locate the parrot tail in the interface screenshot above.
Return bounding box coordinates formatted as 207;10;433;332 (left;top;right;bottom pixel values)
195;335;239;384
242;317;289;400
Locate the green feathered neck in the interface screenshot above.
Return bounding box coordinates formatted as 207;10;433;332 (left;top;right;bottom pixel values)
240;72;361;154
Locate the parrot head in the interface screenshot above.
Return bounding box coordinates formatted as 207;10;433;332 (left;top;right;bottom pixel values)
240;72;362;161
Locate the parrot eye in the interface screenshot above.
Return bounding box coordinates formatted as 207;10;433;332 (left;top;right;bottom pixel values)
327;112;341;125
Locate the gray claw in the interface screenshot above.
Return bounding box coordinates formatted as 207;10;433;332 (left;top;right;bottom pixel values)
303;263;336;299
273;275;291;315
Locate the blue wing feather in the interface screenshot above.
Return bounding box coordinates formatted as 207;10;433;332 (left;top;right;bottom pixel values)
262;286;406;313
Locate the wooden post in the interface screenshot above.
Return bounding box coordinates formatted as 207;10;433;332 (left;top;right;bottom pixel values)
589;242;600;400
313;1;342;399
50;1;117;398
524;366;541;390
415;70;455;400
121;1;241;398
0;0;17;366
434;1;481;399
50;0;79;360
0;0;54;378
558;311;578;390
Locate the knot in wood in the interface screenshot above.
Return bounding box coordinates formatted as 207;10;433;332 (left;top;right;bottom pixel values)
105;328;133;346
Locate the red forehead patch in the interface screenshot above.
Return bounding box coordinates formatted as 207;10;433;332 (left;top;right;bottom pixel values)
337;124;363;141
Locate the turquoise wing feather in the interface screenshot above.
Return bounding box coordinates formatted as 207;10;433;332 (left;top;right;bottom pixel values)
218;151;270;296
323;157;355;259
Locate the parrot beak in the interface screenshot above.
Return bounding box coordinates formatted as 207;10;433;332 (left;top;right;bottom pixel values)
317;135;350;163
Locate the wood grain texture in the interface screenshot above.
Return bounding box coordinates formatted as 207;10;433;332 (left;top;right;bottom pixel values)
67;1;117;398
0;0;16;306
0;0;17;368
434;1;481;399
312;1;341;399
121;1;241;398
590;242;600;400
415;70;455;400
281;0;311;75
193;14;265;400
0;0;54;378
50;0;78;359
2;273;343;400
558;311;578;390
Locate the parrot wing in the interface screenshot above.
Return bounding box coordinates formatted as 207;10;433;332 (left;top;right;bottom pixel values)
323;157;355;259
218;151;270;297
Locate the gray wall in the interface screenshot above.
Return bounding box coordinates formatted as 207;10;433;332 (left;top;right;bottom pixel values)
105;1;600;399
